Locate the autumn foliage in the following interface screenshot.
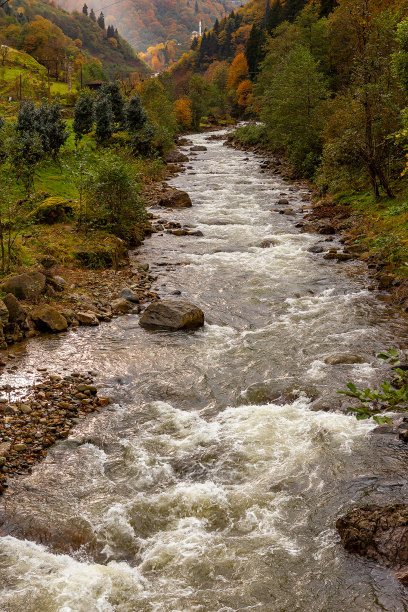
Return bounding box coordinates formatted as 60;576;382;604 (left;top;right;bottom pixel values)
174;97;193;128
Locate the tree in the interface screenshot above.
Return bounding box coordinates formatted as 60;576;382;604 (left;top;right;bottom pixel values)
267;0;283;32
73;93;94;145
246;24;267;80
189;74;207;130
0;45;9;66
84;151;146;243
261;44;328;175
97;12;105;30
82;3;88;15
36;101;69;161
99;82;124;126
174;98;193;129
227;53;249;90
89;8;96;21
125;94;147;133
94;96;113;143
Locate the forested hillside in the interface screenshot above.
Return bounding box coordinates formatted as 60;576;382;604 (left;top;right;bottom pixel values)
0;0;149;80
57;0;236;67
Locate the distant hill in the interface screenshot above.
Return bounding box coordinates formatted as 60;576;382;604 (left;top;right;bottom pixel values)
0;0;149;80
57;0;237;62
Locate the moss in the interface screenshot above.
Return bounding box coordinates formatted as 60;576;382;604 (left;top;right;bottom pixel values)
31;197;75;224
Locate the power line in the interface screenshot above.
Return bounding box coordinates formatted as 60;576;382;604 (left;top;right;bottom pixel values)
0;0;11;10
95;0;126;13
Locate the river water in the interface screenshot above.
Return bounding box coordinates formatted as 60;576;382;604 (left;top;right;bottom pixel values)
1;132;408;611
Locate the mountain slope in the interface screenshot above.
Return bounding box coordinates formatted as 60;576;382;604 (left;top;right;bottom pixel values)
57;0;236;54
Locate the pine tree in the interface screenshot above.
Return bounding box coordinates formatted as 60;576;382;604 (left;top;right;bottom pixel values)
100;82;124;126
107;25;114;38
97;12;105;29
319;0;338;16
73;93;94;145
37;101;69;160
246;24;267;80
89;8;96;21
125;94;147;133
195;0;199;14
82;3;88;16
282;0;308;22
267;0;283;33
95;96;113;143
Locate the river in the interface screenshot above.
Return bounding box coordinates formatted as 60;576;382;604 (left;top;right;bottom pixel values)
1;131;408;611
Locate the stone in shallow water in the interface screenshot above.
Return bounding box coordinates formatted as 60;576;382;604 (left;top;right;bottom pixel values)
324;354;365;365
31;305;68;333
139;300;204;331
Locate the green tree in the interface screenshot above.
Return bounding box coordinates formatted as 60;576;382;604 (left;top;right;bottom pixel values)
73;93;94;145
99;82;124;127
189;74;207;130
125;94;147;133
94;96;113;143
84;151;146;243
261;44;327;175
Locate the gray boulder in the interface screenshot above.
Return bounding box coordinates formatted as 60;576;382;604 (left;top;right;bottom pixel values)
3;293;27;325
140;300;204;331
1;272;46;300
0;299;9;325
120;288;139;303
324;353;365;365
76;311;100;326
111;298;133;314
164;151;189;163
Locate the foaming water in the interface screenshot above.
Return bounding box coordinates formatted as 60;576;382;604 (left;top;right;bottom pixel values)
1;132;408;611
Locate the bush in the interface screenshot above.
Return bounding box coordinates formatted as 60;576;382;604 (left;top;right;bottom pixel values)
232;123;270;147
84;151;147;244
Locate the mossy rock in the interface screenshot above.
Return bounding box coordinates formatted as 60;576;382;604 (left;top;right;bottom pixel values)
33;197;74;225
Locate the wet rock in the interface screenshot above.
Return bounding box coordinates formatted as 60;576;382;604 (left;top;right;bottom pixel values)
164;151;189;163
308;245;324;254
76;311;100;326
31;305;68;333
378;274;394;290
336;504;408;569
316;222;335;235
159;189;192;208
120;288;139;303
46;276;65;292
190;145;207;151
277;199;290;205
110;298;133;314
259;239;278;248
3;293;27;326
0;299;9;325
140;300;205;331
324;353;365;365
0;442;11;457
171;228;189;236
1;272;46;301
3;323;23;344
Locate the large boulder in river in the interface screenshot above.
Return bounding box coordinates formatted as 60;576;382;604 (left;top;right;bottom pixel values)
337;504;408;569
324;353;364;365
139;300;204;331
159;189;192;208
31;305;68;333
1;272;46;301
164;151;189;163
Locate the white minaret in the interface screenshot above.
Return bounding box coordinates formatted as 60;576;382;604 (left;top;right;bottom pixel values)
199;20;202;37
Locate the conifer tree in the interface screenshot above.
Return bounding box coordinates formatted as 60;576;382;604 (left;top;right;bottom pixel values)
100;82;124;126
89;8;96;21
82;3;88;15
97;12;105;29
73;93;94;145
95;96;113;143
125;94;147;133
246;24;267;79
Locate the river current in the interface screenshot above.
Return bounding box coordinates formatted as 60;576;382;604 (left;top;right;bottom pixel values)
1;131;408;611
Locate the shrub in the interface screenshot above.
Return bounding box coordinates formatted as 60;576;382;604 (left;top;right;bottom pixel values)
84;151;147;243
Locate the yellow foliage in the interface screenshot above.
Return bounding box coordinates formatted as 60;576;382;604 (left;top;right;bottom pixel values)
174;97;192;128
227;52;249;90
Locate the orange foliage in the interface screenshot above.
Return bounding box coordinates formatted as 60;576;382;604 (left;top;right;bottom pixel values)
174;97;193;128
226;52;249;90
237;79;252;108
